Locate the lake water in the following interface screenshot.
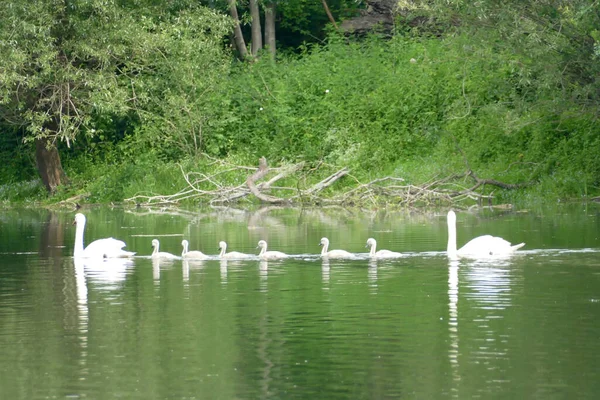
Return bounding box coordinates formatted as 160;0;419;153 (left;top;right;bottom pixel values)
0;204;599;399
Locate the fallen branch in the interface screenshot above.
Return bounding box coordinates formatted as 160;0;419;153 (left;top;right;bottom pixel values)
246;157;289;204
124;157;531;208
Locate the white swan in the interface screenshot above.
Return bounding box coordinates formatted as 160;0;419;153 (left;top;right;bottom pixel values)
181;239;208;260
257;240;288;260
218;241;254;260
73;213;135;259
151;239;179;260
447;210;525;259
320;237;355;259
366;238;403;258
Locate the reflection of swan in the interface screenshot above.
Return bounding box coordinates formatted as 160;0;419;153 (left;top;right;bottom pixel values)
366;238;402;258
259;261;268;291
152;258;161;281
257;240;288;260
321;258;330;285
220;259;228;283
368;258;378;291
83;257;133;285
218;241;254;260
151;239;179;260
182;260;190;281
181;239;208;260
447;210;525;260
320;237;355;259
73;213;135;258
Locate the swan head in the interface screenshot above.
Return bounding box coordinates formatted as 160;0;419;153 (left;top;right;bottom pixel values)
181;239;189;247
152;239;159;248
219;241;227;250
319;237;329;247
74;213;86;226
366;238;376;248
257;240;267;249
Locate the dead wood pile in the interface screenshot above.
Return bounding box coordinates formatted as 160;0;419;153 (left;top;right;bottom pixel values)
124;157;531;207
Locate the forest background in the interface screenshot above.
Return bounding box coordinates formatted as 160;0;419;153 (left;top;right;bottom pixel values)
1;0;599;207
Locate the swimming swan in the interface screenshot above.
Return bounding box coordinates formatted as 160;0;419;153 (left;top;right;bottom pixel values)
257;240;288;260
447;210;525;259
366;238;403;258
320;237;355;259
218;241;254;260
73;213;135;259
181;239;208;260
151;239;179;260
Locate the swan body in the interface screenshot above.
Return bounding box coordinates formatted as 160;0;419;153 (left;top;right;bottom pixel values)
366;238;403;258
257;240;288;260
73;213;135;259
181;239;208;260
218;241;254;260
447;210;525;259
151;239;180;260
320;237;355;259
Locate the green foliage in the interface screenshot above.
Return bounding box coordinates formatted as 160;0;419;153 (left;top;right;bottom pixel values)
0;0;232;146
2;0;600;204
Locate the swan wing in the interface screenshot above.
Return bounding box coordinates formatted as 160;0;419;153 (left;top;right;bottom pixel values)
153;251;180;260
375;250;403;258
324;249;356;259
222;251;254;260
183;250;208;260
458;235;522;257
261;251;288;260
83;238;135;258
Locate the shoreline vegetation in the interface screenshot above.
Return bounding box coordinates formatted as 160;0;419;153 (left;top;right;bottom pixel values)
1;2;599;208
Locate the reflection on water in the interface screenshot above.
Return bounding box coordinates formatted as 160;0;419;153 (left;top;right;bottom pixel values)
83;257;134;288
152;258;161;281
220;259;228;284
259;261;268;292
448;260;460;398
321;258;330;287
1;206;600;400
182;260;190;282
463;262;513;310
74;259;89;357
368;258;378;293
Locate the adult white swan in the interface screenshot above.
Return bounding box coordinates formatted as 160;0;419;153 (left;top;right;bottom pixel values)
366;238;403;258
151;239;179;260
257;240;288;260
181;239;208;260
73;213;135;259
218;241;254;260
320;237;356;259
447;210;525;259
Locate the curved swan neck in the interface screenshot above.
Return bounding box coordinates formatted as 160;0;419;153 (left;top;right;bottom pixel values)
320;240;329;255
182;242;188;255
447;211;458;259
152;242;159;255
368;240;376;256
219;243;226;257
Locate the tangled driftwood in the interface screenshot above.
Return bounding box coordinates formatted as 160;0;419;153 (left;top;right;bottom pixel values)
124;157;532;207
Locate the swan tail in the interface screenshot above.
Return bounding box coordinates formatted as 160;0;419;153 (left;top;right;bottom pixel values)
511;243;525;251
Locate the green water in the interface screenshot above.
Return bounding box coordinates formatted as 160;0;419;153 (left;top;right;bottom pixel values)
0;205;599;399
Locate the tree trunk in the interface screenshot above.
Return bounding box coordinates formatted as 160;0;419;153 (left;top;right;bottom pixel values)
35;137;67;193
264;2;276;59
249;0;263;56
321;0;339;30
228;0;248;60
